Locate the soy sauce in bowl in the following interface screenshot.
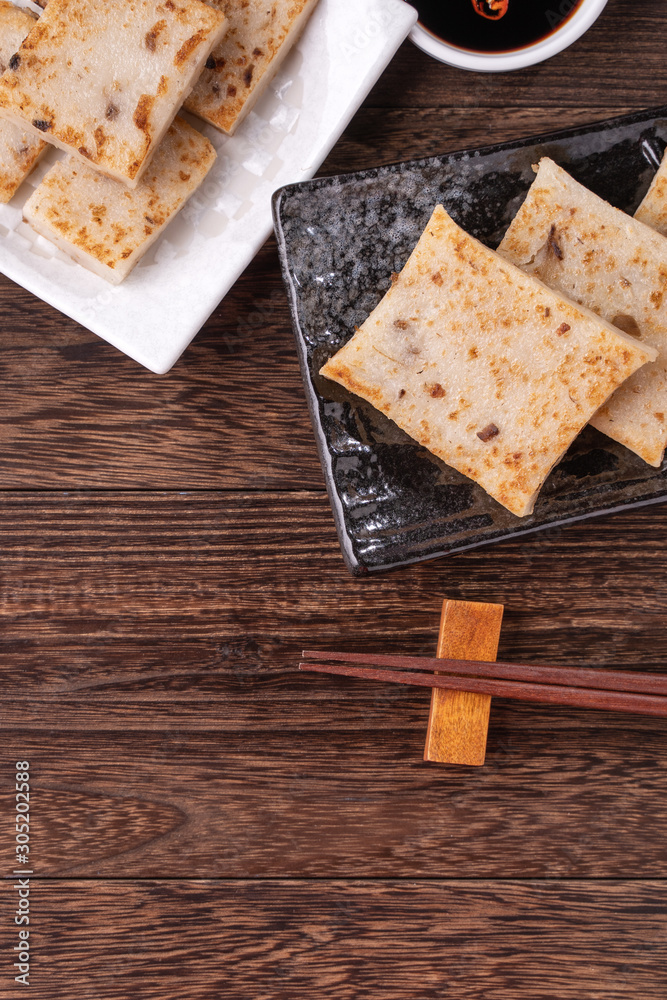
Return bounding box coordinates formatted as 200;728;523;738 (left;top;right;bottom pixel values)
414;0;586;54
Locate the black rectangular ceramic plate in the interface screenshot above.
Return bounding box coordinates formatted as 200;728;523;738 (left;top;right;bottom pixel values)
272;106;667;575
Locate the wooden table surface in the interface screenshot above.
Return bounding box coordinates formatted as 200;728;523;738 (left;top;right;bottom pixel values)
2;1;667;996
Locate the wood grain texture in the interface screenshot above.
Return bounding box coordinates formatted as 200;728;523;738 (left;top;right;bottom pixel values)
425;600;504;766
1;705;667;878
1;880;665;999
0;251;322;490
1;0;667;993
1;496;666;882
321;107;637;175
1;493;665;648
0;496;666;878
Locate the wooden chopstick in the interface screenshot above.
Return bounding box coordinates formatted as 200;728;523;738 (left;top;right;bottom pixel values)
301;649;667;696
299;652;667;718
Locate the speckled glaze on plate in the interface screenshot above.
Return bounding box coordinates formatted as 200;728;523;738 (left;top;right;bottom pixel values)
273;106;667;575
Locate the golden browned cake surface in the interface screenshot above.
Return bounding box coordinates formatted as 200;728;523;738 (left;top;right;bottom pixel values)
23;115;216;284
320;206;655;517
0;1;46;202
0;0;226;187
184;0;318;134
498;157;667;467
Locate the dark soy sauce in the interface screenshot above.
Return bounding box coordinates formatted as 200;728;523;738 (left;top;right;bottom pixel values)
414;0;587;54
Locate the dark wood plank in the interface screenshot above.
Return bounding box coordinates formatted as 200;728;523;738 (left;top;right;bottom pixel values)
0;494;666;877
1;880;665;998
322;106;635;175
1;711;666;877
0;247;324;490
1;492;665;648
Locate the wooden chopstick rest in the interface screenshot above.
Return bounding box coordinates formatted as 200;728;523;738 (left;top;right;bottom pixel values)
425;599;502;767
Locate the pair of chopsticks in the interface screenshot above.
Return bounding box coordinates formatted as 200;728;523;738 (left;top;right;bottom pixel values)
299;650;667;718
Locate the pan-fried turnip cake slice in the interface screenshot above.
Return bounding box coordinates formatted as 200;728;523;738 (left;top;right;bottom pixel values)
23;116;216;284
497;158;667;467
320;206;655;518
0;2;46;202
0;0;226;188
184;0;319;135
635;148;667;236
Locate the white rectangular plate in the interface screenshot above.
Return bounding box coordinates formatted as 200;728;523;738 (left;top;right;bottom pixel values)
0;0;417;372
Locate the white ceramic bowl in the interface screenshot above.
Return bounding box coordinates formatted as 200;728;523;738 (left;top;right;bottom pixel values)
410;0;608;72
